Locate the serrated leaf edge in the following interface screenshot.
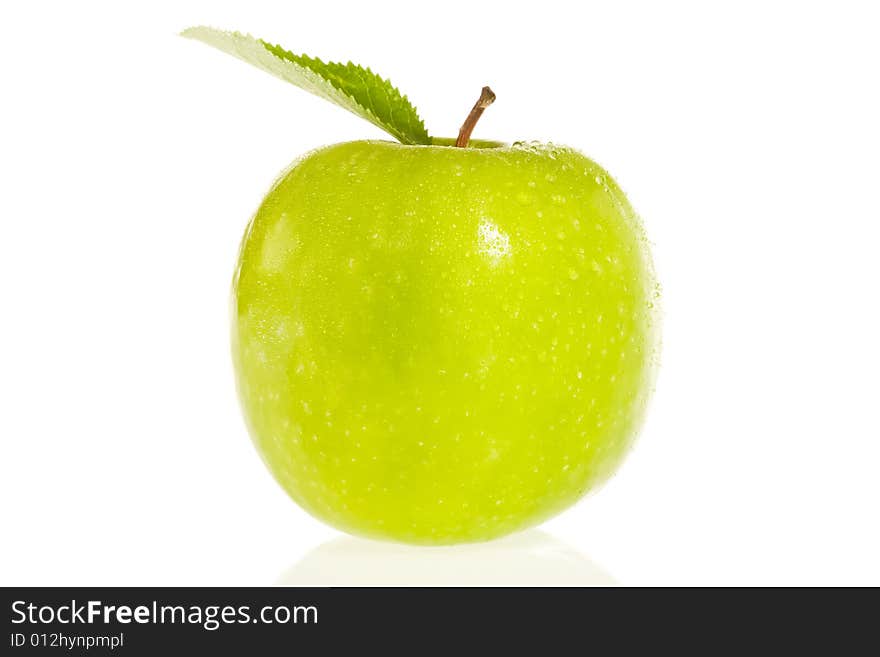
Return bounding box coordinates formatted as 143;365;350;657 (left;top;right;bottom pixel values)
182;27;431;145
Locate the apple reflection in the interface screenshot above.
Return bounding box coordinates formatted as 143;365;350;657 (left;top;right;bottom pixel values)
279;530;615;586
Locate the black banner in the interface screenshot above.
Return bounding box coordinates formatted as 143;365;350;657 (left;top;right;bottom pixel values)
1;587;875;654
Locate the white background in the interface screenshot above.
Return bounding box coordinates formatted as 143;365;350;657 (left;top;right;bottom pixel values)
1;1;878;586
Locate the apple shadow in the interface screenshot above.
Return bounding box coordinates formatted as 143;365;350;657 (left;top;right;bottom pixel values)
278;530;616;586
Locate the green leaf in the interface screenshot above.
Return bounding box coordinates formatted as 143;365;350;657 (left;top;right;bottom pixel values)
181;26;431;145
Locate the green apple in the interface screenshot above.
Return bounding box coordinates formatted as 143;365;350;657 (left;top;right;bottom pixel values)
186;28;660;544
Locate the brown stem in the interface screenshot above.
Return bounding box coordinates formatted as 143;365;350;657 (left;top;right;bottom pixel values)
455;86;496;147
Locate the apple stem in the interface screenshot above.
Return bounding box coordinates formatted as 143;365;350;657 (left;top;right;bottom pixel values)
455;86;496;148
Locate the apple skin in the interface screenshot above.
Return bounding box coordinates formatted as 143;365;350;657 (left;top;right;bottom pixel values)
232;139;659;544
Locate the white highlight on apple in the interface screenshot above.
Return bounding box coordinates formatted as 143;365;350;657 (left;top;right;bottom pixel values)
477;218;511;263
